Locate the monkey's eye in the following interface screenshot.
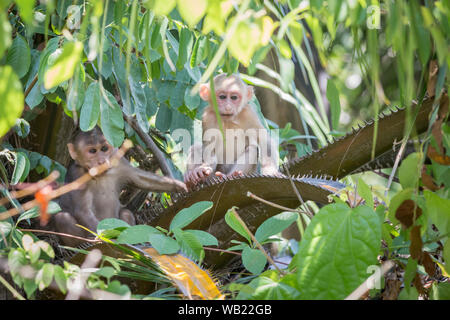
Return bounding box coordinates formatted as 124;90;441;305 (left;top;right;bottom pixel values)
230;95;238;101
219;94;227;100
101;145;109;152
89;148;97;154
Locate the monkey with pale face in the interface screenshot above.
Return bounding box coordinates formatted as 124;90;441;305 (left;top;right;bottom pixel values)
184;74;279;186
55;127;187;246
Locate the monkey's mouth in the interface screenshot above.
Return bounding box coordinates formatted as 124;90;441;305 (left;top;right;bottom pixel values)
220;113;234;117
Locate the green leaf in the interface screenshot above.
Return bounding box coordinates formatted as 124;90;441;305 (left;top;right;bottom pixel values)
148;233;180;255
176;0;207;27
95;266;116;280
0;65;24;138
242;246;267;274
173;228;205;262
228;20;261;67
53;265;67;294
279;57;294;92
424;190;450;235
11;152;30;185
116;225;161;244
36;263;54;291
326;79;341;130
6;35;31;79
143;0;176;16
184;230;218;247
97;218;130;235
44;41;84;89
17;201;61;223
357;178;374;208
15;0;35;25
430;282;450;300
225;208;252;243
0;11;12;58
155;103;172;132
236;270;301;299
176;27;194;69
398;153;421;189
255;211;299;243
99;88;125;147
0;221;12;241
169;201;213;231
80;82;101;131
293;203;381;299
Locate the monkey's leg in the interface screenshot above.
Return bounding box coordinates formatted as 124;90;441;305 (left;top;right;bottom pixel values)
119;208;136;226
54;212;92;247
227;144;258;176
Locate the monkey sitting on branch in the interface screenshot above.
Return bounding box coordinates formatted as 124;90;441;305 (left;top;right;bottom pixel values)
184;74;279;187
54;127;187;246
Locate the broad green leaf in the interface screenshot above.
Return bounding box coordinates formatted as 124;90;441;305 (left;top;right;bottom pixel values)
176;0;207;27
6;35;31;79
11;152;30;185
228;20;261;67
99;88;125;147
236;270;301;300
36;263;54;290
53;265;67;294
430;282;450;300
36;240;54;259
173;228;204;262
25;50;44;109
242;246;267;274
16;0;35;24
357;178;374;208
128;57;148;132
117;225;161;244
44;41;83;89
293;203;381;299
67;64;85;112
148;233;180;255
169;201;213;231
184;86;201;110
398;152;421;189
14;118;30;138
225;208;252;243
255;211;299;243
424;190;450;235
97;218;130;235
80;82;101;131
155;103;172;132
326;79;341;131
94;266;116;280
184;230;218;247
176;28;194;70
0;65;24;138
0;11;12;58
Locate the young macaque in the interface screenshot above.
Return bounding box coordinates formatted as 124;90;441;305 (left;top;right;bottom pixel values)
184;74;279;186
54;127;187;246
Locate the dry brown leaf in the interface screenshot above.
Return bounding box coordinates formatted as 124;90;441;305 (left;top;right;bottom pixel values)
395;199;423;229
409;225;423;260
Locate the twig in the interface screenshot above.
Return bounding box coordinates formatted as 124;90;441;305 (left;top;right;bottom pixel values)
384;140;407;197
0;171;60;206
24;74;38;100
0;273;26;300
123;114;174;178
283;165;313;217
204;246;242;256
345;260;395;300
247;191;299;213
18;228;101;243
230;208;285;275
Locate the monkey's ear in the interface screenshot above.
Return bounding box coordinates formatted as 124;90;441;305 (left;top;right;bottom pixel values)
67;143;77;160
199;84;210;101
247;86;254;100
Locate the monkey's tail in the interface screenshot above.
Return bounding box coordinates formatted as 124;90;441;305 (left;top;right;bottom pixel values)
142;247;224;300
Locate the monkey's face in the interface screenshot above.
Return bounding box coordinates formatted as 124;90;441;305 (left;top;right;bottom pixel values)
68;139;114;170
216;89;244;117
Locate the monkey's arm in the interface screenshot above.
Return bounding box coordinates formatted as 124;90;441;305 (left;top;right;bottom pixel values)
120;159;187;192
68;190;101;230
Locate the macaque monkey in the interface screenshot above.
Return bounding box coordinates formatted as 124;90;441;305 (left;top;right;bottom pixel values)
184;74;279;186
54;127;187;246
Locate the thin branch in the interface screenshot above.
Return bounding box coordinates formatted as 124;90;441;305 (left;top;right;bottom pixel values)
0;273;26;300
283;165;313;217
123;114;174;178
231;208;285;275
19;228;101;244
247;191;299;213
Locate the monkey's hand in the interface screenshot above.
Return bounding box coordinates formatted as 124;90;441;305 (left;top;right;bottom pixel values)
184;166;214;187
173;179;188;193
